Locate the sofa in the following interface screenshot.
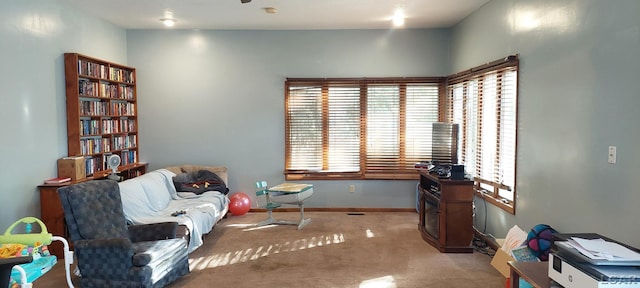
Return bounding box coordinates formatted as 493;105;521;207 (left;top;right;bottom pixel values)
118;165;230;253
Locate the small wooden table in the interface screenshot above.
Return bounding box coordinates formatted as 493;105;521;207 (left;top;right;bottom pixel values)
508;261;550;288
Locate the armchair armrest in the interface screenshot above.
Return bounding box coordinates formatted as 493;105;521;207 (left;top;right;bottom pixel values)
128;222;178;242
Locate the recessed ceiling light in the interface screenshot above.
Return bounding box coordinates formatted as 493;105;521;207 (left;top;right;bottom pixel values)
264;7;277;14
393;9;405;27
160;18;176;27
161;9;176;27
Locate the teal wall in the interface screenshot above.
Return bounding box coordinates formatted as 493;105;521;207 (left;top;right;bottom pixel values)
3;0;640;248
0;0;126;230
126;29;451;210
453;0;640;246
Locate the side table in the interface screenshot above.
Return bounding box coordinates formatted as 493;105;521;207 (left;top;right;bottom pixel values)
508;261;551;288
38;182;74;259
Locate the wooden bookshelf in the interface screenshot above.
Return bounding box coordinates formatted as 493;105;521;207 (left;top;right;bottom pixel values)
42;53;149;258
64;53;146;178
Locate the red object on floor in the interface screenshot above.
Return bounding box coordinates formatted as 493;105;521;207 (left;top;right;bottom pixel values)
505;278;510;288
229;192;251;215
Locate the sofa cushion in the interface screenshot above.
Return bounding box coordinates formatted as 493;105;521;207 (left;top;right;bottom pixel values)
119;179;155;223
131;238;187;267
133;171;174;211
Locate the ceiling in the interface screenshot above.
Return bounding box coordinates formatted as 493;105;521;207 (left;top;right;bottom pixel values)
59;0;490;30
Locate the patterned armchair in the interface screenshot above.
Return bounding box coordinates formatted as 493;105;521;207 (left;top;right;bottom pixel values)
58;180;189;288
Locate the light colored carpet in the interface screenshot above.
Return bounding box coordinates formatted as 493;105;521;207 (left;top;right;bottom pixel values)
36;212;504;288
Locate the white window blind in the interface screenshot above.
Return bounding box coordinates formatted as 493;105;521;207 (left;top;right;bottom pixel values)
446;55;518;213
286;78;443;180
287;85;323;171
327;85;361;172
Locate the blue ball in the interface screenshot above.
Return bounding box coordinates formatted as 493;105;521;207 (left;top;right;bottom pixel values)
526;224;557;261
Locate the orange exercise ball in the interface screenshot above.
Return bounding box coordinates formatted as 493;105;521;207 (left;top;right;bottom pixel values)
229;192;251;215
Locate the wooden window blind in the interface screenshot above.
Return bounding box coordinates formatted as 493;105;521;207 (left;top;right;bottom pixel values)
446;55;519;214
285;78;444;180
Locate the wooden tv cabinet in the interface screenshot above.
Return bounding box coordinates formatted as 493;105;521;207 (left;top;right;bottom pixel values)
417;170;474;253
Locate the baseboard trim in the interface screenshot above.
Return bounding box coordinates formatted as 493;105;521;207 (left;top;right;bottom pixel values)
249;207;416;213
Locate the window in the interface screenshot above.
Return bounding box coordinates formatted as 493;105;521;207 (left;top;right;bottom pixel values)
284;55;519;214
285;78;444;180
446;55;519;214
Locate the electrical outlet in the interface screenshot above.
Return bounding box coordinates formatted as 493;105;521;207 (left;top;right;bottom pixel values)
608;146;616;164
349;184;355;193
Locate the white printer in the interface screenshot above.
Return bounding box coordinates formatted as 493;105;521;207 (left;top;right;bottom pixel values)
549;234;640;288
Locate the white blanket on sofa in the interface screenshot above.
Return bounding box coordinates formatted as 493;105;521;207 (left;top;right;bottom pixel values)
119;169;229;253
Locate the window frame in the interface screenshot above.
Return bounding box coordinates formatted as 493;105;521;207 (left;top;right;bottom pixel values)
445;55;519;214
284;77;446;181
283;55;519;214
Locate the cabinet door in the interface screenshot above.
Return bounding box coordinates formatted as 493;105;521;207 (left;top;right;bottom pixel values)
424;191;440;239
444;202;473;247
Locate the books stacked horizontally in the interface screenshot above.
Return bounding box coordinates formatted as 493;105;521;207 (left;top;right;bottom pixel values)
44;177;71;184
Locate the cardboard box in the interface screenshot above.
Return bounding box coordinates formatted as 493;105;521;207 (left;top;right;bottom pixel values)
57;157;86;181
490;239;515;278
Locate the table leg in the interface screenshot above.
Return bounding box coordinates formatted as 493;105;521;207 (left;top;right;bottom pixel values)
510;268;520;288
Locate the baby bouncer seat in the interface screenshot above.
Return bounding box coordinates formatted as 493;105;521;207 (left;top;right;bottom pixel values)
0;217;74;288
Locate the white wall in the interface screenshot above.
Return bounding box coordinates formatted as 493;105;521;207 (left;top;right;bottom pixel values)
126;29;451;209
0;0;127;230
452;0;640;247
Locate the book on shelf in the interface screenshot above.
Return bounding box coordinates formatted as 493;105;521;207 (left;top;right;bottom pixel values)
44;177;71;184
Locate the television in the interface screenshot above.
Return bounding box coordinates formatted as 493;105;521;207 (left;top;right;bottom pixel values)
431;122;459;166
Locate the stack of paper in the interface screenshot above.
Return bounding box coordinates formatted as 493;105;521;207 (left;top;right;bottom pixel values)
567;237;640;261
501;225;529;253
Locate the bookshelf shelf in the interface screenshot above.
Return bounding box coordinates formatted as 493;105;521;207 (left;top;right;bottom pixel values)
64;53;146;178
